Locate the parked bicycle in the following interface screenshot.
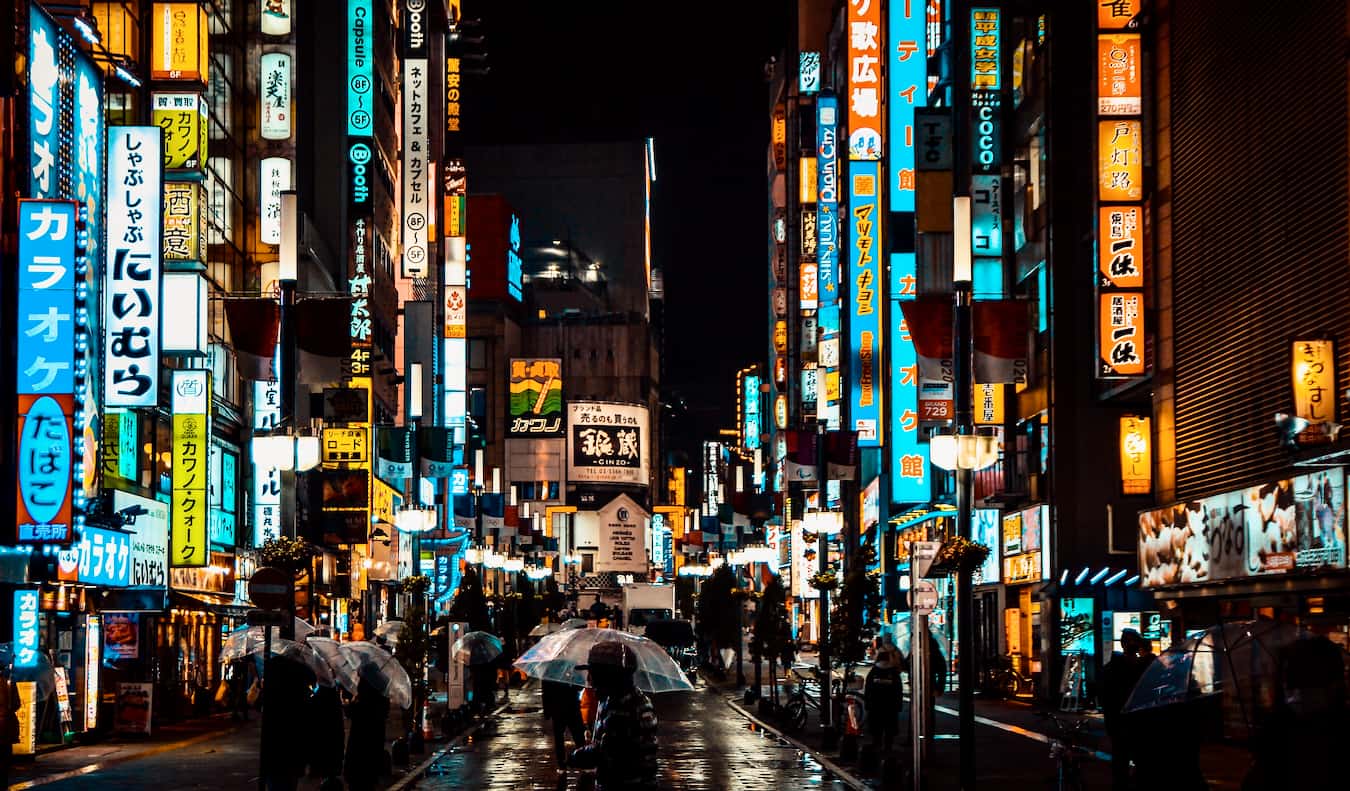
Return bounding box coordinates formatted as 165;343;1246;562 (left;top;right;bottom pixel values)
1043;713;1090;791
782;664;823;732
991;653;1034;698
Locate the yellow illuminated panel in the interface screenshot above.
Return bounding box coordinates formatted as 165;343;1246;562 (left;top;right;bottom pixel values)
151;3;209;82
1119;415;1151;495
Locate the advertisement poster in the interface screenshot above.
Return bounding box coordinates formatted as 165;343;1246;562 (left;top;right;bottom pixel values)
1060;598;1096;656
15;682;37;755
104;613;140;659
508;358;564;436
1139;469;1347;587
595;494;648;575
973;509;1001;585
116;682;154;735
567;402;650;486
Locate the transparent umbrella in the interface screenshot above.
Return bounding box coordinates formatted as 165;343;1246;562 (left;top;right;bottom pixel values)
373;620;408;647
339;641;412;709
528;619;587;638
220;618;316;662
451;631;504;665
513;627;694;693
306;637;360;694
272;638;336;687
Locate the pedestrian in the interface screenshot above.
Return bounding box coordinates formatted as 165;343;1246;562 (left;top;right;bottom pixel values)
569;641;659;789
261;654;316;791
865;647;904;754
1102;629;1152;789
307;680;346;785
228;656;254;721
1243;636;1348;791
928;631;946;695
1;665;19;791
542;679;587;772
469;659;496;715
344;668;391;791
589;595;607;623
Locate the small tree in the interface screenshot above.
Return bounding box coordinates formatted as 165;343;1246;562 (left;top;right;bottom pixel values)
751;575;792;704
830;543;882;665
448;567;491;632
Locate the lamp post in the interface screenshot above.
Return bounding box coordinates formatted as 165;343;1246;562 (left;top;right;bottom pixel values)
814;421;834;740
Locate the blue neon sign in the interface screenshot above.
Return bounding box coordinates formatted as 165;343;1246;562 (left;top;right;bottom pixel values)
17;201;77;395
75;526;133;587
13;588;41;669
743;375;762;451
347;0;373;137
799;52;821;94
889;251;928;503
508;214;524;301
888;2;927;211
817;96;839;305
847;161;884;447
28;5;61;200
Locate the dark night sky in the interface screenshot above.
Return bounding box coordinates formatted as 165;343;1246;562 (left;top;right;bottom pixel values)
463;1;787;463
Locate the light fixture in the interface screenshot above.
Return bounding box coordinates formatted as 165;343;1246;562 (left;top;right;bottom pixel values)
483;552;505;570
502;557;525;572
803;509;843;535
525;566;551;580
727;550;747;566
1123;574;1140;587
1074;567;1090;586
1059;569;1069;586
929;433;1000;472
740;544;777;564
113;63;141;88
1089;567;1111;585
251;434;321;472
953;195;972;282
1103;569;1128;586
464;547;482;564
396;508;436;533
71;16;100;46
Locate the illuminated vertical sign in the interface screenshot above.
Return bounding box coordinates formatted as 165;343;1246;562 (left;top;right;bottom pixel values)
817;96;839;310
171;370;210;567
848;162;884;446
444;160;468;428
151;3;208;81
743;374;762;451
28;5;62;200
259;157;291;245
1119;415;1151;495
163;181;206;263
846;0;884;160
260;51;292;140
1099;205;1144;289
889;0;926;211
84;616;100;731
1099;292;1144;376
347;0;373;137
262;0;292;36
800;51;821;93
970;9;1001;176
445;57;462;134
153;93;208;171
13;589;41;669
105;127;163;408
402;0;430;277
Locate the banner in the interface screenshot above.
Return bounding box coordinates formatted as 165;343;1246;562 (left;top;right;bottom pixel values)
972;300;1030;384
847;161;884;445
826;431;859;481
784;429;819;483
845;0;884;160
899;296;955;421
375;425;414;481
567;402;650;486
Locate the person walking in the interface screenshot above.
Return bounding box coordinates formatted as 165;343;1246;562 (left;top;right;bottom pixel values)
1243;636;1349;790
542;679;587;771
344;670;391;791
1102;629;1153;789
865;647;904;754
307;680;346;787
228;656;254;721
260;654;316;791
569;641;659;789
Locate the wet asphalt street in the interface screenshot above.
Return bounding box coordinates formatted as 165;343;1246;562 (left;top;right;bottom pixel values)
416;684;853;790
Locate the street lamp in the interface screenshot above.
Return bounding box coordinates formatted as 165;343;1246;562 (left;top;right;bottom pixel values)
928;433;999;473
250;434;322;473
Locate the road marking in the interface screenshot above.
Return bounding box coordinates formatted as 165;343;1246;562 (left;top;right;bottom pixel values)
934;705;1112;762
8;724;245;791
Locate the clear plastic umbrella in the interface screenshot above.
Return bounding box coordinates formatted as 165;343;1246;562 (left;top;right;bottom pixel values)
0;643;57;700
451;631;504;665
305;637;360;693
220;618;316;662
513;627;694;693
339;641;413;709
272;638;336;687
373;620;407;646
528;619;587;638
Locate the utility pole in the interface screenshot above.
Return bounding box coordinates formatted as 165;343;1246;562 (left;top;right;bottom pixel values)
815;420;833;739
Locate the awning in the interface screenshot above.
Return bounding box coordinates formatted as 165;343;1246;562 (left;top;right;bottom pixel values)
171;590;251;618
100;588;169;612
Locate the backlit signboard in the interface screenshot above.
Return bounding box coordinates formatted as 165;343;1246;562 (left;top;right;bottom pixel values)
151;3;209;81
13;589;40;669
171;370;210;567
973;509;1001;585
1099;205;1144;289
1139;469;1348;587
262;0;292;35
743;374;762;451
163;181;206;263
971;174;1003;259
971;8;1001;90
28;6;62;199
889;0;926;210
1098;0;1140;29
890;250;926;503
848;162;883;446
260;157;291;245
846;0;884;160
260;52;292;140
568;402;650;486
401;53;430;277
799;51;821;93
817;96;839;308
153;93;208;171
1099;292;1144;377
347;0;373;136
105;127;163;408
1098;120;1142;202
1098;34;1141;115
1120;415;1151;495
17;395;75;544
508;358;564;437
112;490;169;587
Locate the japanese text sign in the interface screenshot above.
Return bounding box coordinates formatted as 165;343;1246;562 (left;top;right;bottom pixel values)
508;358;564;437
848;162;884;446
347;0;373;136
105;127;163;408
152;93;207;171
260;51;292;140
1099;205;1144;288
1098;34;1141;115
889;0;926;209
322;427;369;464
163;181;206;263
445;56;462;134
171;370;210;568
17;200;78;396
1098;120;1142;201
1292;340;1336;428
800;51;821;93
971;8;1000;91
846;0;884;160
818;96;840;305
1099;292;1144;376
890;249;927;503
151;3;209;82
13;589;40;669
16;394;75;543
27;6;64;200
800;261;819;309
743;374;762;451
567;402;650;485
259;157;291;245
1098;0;1140;29
402;55;430;277
1119;415;1151;495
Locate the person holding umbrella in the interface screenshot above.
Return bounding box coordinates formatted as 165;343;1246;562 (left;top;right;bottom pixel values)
344;665;391;791
542;679;587;772
568;641;659;788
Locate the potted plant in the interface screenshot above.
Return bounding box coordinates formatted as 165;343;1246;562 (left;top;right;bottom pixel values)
927;535;992;576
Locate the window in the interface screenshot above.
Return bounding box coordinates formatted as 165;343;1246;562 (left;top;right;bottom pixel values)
467;339;488;370
207;53;233;141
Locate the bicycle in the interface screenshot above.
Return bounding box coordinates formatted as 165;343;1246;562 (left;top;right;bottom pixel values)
1043;713;1090;791
781;664;822;732
991;653;1034;698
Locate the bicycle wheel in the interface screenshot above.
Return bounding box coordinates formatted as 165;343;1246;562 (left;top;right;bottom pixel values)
785;699;807;732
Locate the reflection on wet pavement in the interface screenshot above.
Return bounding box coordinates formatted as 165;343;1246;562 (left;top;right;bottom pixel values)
418;685;852;790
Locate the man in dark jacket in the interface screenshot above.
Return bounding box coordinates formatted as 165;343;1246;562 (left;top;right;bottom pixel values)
261;655;316;791
570;641;658;789
344;671;391;791
1101;629;1153;789
865;648;904;753
542;679;586;770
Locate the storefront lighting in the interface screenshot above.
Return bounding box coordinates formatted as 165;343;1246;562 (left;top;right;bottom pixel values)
114;63;141;88
1089;567;1111;585
740;544;777;564
464;547;482;564
524;566;551;580
251;434;321;472
1123;575;1140;587
1059;569;1069;586
727;550;747;566
1074;567;1090;586
1103;569;1128;586
395;508;436;533
502;557;525;573
929;433;999;472
361;558;373;570
803;509;843;535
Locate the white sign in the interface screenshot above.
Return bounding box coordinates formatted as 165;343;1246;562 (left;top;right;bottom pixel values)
567;401;650;486
112;490;170;587
595;494;648;574
253;380;281;430
253;464;281;548
259;157;291;245
259;52;291;140
911;540;941;579
791;521;820;599
401;57;429;277
261;0;292;36
909;580;938;614
105;127;162;407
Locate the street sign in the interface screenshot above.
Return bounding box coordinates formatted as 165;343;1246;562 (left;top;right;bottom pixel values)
909;580;939;614
911;540;941;579
245;609;290;627
248;566;292;610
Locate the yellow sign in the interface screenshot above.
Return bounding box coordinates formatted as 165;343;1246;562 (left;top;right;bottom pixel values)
371;476;402;525
668;467;686;507
14;682;36;756
322;427;369;465
825;370;841;401
153;93;208;170
151;3;209;82
799;158;818;204
1292;340;1336;424
1098;120;1142;201
1119;415;1151;495
973;383;1004;425
445;57;462;133
163;181;206;262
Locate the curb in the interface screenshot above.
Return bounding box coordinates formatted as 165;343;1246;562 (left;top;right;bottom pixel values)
725;698;870;791
385;701;511;791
